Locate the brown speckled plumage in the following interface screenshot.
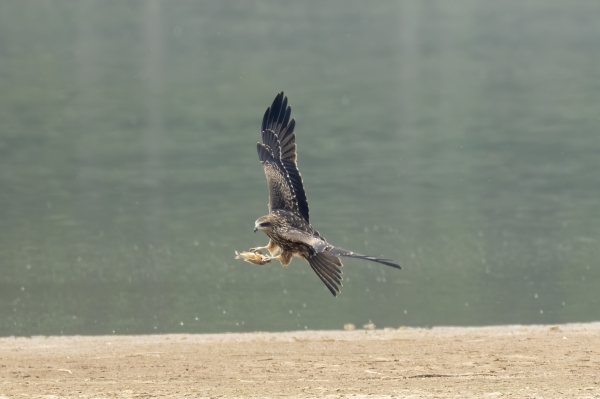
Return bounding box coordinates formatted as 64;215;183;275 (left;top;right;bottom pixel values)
253;92;400;297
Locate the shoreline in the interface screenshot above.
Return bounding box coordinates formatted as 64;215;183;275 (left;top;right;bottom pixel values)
2;322;599;398
5;321;600;339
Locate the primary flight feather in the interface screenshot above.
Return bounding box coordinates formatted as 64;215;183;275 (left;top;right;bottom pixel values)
248;92;401;297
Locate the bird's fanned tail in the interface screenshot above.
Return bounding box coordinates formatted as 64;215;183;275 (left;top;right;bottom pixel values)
329;246;401;269
307;252;343;297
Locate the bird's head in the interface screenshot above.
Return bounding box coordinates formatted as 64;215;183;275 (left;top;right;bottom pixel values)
254;215;275;233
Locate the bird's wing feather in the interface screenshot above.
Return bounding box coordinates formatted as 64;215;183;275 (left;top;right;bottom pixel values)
277;226;400;269
257;92;309;222
307;252;343;296
276;226;330;253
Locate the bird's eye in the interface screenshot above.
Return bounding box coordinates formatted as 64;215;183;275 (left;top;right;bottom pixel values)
260;222;271;227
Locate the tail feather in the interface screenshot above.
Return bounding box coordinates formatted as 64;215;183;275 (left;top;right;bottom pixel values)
329;246;401;269
307;252;343;297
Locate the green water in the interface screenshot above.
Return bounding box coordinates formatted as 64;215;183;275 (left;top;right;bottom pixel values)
1;1;599;336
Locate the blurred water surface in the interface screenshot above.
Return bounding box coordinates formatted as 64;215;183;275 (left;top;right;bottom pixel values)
1;1;599;335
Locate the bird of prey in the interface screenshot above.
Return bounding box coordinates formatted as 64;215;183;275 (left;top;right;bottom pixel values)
246;92;401;296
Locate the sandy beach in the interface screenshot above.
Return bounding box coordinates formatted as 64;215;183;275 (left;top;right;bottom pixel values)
1;323;599;398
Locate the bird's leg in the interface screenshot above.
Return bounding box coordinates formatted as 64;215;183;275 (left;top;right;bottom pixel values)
262;254;282;263
249;240;279;256
263;251;292;267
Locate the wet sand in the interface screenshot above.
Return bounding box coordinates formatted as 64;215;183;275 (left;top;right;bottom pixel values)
1;323;599;398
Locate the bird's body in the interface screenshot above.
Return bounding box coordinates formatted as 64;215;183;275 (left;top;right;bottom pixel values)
246;92;400;296
256;210;316;265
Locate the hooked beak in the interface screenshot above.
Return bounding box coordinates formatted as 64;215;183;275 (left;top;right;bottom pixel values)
253;227;258;233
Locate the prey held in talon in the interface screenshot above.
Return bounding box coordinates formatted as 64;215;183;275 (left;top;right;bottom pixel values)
234;250;272;265
235;92;401;296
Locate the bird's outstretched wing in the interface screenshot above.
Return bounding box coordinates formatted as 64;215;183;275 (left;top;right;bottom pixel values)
256;92;309;222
